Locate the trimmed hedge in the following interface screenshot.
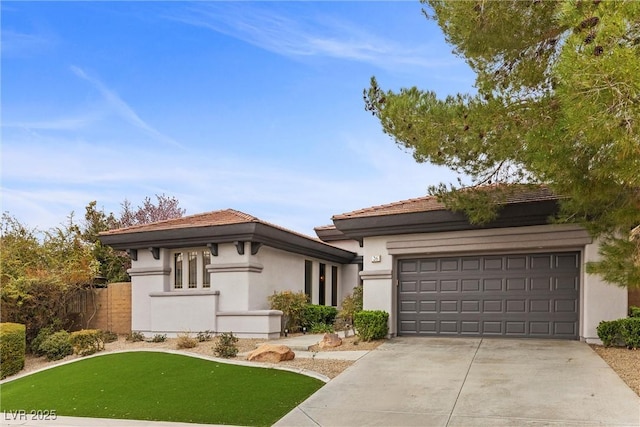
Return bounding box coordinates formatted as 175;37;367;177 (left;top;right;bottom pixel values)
629;306;640;318
70;329;105;356
0;323;26;379
354;310;389;341
303;305;338;330
597;317;640;349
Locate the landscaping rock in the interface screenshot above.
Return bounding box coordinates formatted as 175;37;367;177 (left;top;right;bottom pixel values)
247;344;295;363
318;333;342;349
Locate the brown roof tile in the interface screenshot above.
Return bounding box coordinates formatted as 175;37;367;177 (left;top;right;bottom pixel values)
332;185;559;220
99;209;259;236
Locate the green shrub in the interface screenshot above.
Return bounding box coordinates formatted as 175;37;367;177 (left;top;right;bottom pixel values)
268;291;309;332
629;306;640;318
0;323;26;379
619;318;640;349
126;331;145;342
101;330;119;343
176;333;198;349
596;320;622;347
150;334;167;343
70;329;105;356
309;323;335;333
354;310;388;341
39;330;73;361
213;332;239;358
197;330;213;342
303;305;338;330
30;326;56;356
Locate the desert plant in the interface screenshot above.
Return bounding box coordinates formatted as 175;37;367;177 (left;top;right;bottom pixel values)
338;286;363;330
100;330;119;343
70;329;104;356
619;318;640;349
197;330;213;342
0;323;26;379
126;331;145;342
213;332;239;358
354;310;388;342
39;330;73;361
150;334;167;343
268;290;308;332
176;332;198;349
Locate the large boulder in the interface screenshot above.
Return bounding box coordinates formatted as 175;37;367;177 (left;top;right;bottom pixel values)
318;333;342;349
247;344;295;363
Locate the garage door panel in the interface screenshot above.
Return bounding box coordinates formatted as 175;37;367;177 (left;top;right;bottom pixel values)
398;252;579;339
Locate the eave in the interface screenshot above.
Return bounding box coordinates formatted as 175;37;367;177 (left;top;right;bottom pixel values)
332;200;560;243
99;222;356;264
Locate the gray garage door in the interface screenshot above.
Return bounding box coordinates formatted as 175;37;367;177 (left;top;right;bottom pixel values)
398;252;580;339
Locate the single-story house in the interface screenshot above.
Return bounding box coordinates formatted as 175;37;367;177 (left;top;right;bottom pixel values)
99;187;628;342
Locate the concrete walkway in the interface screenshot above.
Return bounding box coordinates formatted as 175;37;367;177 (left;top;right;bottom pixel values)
275;337;640;426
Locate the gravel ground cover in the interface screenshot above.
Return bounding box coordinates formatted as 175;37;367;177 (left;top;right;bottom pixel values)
14;334;381;381
590;345;640;397
12;336;636;393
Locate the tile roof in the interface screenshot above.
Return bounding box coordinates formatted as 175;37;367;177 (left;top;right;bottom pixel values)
99;209;260;236
332;185;559;220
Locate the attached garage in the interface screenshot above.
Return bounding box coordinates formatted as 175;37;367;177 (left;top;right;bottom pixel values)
329;186;630;343
397;252;580;339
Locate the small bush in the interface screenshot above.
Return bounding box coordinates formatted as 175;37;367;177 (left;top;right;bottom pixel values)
30;326;56;356
596;320;622;347
213;332;239;358
303;305;338;330
629;306;640;318
70;329;104;356
268;291;309;332
0;323;26;379
150;334;167;343
354;310;388;341
126;331;145;342
39;331;73;361
176;333;198;349
309;323;334;333
101;330;119;343
197;330;213;342
619;318;640;349
338;286;363;332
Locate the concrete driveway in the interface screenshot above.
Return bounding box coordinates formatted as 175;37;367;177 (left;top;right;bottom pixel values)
275;338;640;426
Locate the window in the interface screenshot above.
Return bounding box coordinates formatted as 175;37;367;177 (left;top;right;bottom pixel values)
304;260;313;300
202;251;211;288
319;263;326;305
172;250;211;290
331;266;338;306
174;253;183;289
188;251;197;288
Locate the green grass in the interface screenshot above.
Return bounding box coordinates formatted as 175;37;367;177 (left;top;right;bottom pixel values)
0;352;323;426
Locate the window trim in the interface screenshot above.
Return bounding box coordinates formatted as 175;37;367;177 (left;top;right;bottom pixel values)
171;248;212;290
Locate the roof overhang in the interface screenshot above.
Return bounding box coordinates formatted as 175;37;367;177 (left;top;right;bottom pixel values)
100;222;356;264
332;199;560;242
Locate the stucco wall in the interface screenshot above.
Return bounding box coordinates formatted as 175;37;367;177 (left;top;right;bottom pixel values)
126;241;358;337
582;240;628;342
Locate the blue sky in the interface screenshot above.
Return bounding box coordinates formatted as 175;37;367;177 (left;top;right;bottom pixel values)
1;1;474;236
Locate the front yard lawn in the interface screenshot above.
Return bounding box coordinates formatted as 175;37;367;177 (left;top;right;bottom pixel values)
0;351;323;426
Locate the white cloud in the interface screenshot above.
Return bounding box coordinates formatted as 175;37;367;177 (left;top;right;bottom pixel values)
70;66;183;148
168;3;459;72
